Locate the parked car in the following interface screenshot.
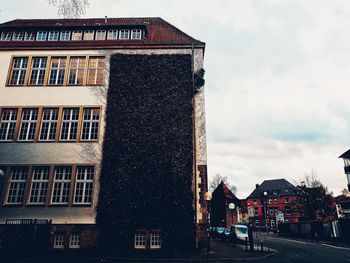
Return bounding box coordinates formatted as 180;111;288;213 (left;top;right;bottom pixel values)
233;224;249;242
211;227;225;238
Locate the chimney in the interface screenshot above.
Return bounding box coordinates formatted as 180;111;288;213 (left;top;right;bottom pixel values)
255;184;259;189
105;16;108;24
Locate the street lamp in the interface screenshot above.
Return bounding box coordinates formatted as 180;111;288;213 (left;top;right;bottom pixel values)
204;191;212;252
339;151;350;191
229;203;235;227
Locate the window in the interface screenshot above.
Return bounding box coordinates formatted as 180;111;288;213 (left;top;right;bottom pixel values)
134;232;146;249
72;31;82;41
68;57;86;85
150;232;161;249
37;31;47;41
69;232;80;248
18;109;38;141
29;167;50;204
29;57;47;85
268;199;272;204
54;232;65;249
285;206;291;215
48;31;59;41
7;167;28;204
0;32;12;41
24;32;36;41
83;30;94;40
12;32;24;41
253;199;257;205
274;199;278;204
285;198;290;203
270;209;274;215
119;29;129;39
131;29;142;39
81;108;99;141
107;30;118;40
74;166;94;204
254;208;258;216
60;31;71;41
273;190;278;195
60;108;79;141
87;57;105;85
51;166;71;204
9;57;28;85
95;30;106;40
0;109;18;141
271;220;275;227
39;108;59;141
49;57;66;85
255;220;259;227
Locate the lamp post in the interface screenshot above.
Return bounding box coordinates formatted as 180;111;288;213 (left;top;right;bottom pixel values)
228;203;235;227
339;151;350;191
204;191;212;253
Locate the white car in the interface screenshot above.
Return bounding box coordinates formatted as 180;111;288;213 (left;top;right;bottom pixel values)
234;224;249;242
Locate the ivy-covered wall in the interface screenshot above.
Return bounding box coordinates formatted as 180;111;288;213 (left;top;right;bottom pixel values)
97;54;195;251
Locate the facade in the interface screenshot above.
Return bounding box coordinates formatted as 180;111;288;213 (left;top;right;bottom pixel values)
337;150;350;218
210;181;242;228
246;179;301;229
0;17;207;253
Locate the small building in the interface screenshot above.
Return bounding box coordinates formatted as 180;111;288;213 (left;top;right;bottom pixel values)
210;181;241;228
246;179;301;229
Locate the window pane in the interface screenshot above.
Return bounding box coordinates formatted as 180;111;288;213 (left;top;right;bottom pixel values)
74;166;94;204
48;31;59;41
68;57;86;85
0;109;18;141
51;166;71;204
29;167;50;204
29;57;47;85
72;31;82;41
7;167;28;204
37;31;47;41
12;32;24;41
87;57;105;85
83;30;94;40
49;57;66;85
60;108;79;141
60;31;71;41
18;109;38;141
24;32;36;41
0;32;12;41
81;108;100;140
39;108;59;141
107;30;118;40
95;30;106;40
10;57;28;85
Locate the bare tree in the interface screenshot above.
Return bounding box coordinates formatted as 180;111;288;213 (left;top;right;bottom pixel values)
209;173;237;194
46;0;90;18
298;169;322;188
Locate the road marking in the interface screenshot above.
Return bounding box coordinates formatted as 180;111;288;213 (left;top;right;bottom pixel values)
264;236;309;245
321;244;350;251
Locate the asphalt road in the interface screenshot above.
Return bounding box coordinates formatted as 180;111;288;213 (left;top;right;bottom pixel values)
246;233;350;263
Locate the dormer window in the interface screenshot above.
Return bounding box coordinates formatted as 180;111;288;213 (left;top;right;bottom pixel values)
119;29;130;39
13;32;24;41
72;31;82;41
24;32;36;41
83;30;94;40
37;31;47;41
273;190;278;195
131;29;142;39
95;30;106;40
48;31;59;41
1;32;12;41
107;30;118;40
60;31;71;41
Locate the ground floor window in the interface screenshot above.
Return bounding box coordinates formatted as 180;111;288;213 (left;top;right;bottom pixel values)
134;230;161;250
150;232;161;249
53;232;65;249
69;232;81;249
271;220;275;227
134;232;147;249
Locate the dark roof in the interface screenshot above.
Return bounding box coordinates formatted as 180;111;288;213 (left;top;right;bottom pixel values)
212;181;240;204
0;17;205;50
339;149;350;158
247;179;299;199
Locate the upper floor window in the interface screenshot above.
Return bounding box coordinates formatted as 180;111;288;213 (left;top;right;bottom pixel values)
68;57;86;85
37;31;47;41
51;166;71;204
119;29;129;39
48;31;59;41
285;198;290;203
24;32;36;41
29;57;47;85
0;109;18;141
274;199;278;204
87;57;105;85
253;199;257;205
81;108;100;141
9;57;28;86
107;30;118;40
72;30;82;41
7;167;28;204
49;57;66;85
0;32;12;41
74;166;94;205
29;167;50;204
60;108;79;141
39;108;59;141
131;29;142;39
273;190;278;195
95;30;106;40
83;30;94;40
60;31;71;41
12;32;24;41
18;108;38;141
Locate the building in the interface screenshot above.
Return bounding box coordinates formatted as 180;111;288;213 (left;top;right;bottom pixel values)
210;181;242;228
246;179;301;229
337;150;350;218
0;17;207;253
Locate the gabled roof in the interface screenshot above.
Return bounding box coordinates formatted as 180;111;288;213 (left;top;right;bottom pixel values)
212;181;240;204
247;179;299;199
339;149;350;158
0;17;205;50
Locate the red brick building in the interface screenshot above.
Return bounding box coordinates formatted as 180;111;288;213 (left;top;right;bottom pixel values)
246;179;302;229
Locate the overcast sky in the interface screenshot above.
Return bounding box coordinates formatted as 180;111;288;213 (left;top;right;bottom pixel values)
1;0;350;198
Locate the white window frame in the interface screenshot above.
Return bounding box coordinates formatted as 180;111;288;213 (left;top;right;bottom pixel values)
29;57;47;85
134;232;146;249
87;57;105;85
48;31;59;41
67;56;86;85
150;232;161;249
274;199;278;204
37;31;47;41
60;31;71;41
271;220;275;227
107;30;118;40
0;32;12;41
60;108;79;141
18;108;38;141
268;199;272;204
29;167;50;204
95;30;106;40
0;108;18;142
273;190;278;195
253;199;257;205
131;29;142;39
72;30;83;41
285;198;290;203
6;167;28;204
53;232;65;249
74;166;94;205
48;57;66;85
83;30;94;40
12;32;24;41
119;29;130;39
69;232;81;249
39;108;59;141
9;57;28;85
24;32;36;41
51;167;71;204
81;108;100;141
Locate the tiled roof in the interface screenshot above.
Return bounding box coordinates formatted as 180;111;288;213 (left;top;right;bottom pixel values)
213;181;240;204
0;17;205;49
339;149;350;158
247;179;299;198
